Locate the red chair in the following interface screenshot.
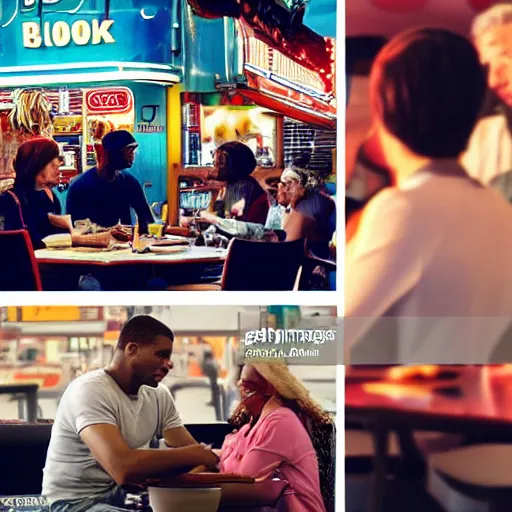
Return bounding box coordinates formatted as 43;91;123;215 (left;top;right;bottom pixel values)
0;230;42;291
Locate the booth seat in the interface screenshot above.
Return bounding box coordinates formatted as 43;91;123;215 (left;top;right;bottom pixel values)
0;421;331;511
0;422;234;497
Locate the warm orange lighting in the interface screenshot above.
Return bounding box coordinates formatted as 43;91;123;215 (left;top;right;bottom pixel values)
388;365;440;381
363;382;431;400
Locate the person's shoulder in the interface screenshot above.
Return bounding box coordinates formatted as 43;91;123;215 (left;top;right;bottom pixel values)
0;189;15;206
68;168;96;189
66;369;111;394
473;114;508;134
360;186;416;228
260;407;310;439
120;171;144;191
265;406;303;426
367;185;412;208
240;176;264;193
152;382;172;398
141;382;174;404
468;114;510;149
120;170;140;184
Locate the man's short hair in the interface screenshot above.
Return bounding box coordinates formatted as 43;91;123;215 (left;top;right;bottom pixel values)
472;3;512;40
117;315;174;350
102;130;138;152
370;28;486;159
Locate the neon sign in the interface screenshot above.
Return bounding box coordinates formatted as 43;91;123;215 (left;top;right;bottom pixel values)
86;87;134;115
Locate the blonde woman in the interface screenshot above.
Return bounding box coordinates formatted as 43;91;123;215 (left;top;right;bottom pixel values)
217;362;334;512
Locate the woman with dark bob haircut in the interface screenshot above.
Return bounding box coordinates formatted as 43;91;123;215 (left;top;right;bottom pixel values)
0;137;70;249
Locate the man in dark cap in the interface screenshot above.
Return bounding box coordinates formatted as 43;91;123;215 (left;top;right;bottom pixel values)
66;130;153;233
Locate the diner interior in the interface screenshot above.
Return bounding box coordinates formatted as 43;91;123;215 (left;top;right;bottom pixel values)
0;85;336;292
0;305;337;511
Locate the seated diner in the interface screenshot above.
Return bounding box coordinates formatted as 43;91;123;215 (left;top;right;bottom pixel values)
0;137;70;249
217;362;334;512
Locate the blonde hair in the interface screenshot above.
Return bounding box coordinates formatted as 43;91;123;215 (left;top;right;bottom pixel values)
250;361;333;424
472;3;512;40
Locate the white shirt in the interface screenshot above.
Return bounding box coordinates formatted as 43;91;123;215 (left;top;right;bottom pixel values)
345;161;512;364
463;114;512;186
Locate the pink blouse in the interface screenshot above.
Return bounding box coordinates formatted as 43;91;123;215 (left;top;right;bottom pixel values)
219;406;326;512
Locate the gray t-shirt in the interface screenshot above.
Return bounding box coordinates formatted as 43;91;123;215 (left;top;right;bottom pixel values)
42;369;183;503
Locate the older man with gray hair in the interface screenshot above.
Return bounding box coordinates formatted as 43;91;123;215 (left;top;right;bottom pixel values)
463;3;512;196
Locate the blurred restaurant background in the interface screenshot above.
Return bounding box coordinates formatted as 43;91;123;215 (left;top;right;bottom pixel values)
0;305;337;424
346;364;512;512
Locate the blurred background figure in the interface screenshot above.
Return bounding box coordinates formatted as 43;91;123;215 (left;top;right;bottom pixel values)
463;3;512;197
346;27;512;363
201;348;220;407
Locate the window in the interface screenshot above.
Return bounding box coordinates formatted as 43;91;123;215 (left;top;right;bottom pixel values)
0;306;337;423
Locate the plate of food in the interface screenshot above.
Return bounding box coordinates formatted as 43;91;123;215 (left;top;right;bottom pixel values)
149;244;190;254
150;237;191;247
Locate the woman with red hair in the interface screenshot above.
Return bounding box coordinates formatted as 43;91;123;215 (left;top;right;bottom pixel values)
0;137;70;249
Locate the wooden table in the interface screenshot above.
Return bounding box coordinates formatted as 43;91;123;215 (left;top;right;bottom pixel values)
35;246;227;290
345;365;512;512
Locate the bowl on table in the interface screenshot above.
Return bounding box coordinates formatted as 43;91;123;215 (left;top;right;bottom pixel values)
148;486;221;512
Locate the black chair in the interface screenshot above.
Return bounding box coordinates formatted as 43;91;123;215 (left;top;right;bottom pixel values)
221;237;305;291
0;423;52;495
299;243;336;290
169;238;305;291
0;230;42;291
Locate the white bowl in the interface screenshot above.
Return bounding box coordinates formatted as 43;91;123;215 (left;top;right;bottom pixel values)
148;486;221;512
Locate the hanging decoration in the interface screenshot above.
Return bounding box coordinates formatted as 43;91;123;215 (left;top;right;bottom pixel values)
8;89;54;137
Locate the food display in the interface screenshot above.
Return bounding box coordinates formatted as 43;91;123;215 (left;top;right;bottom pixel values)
183;102;277;168
53;115;82;134
88;117;115;144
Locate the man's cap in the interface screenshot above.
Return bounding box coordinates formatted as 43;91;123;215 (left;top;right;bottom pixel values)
101;130;138;151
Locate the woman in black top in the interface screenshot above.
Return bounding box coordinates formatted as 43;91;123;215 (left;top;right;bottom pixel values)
0;137;68;249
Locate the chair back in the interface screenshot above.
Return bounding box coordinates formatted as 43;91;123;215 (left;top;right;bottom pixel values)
221;238;305;291
318;421;336;512
0;230;42;291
